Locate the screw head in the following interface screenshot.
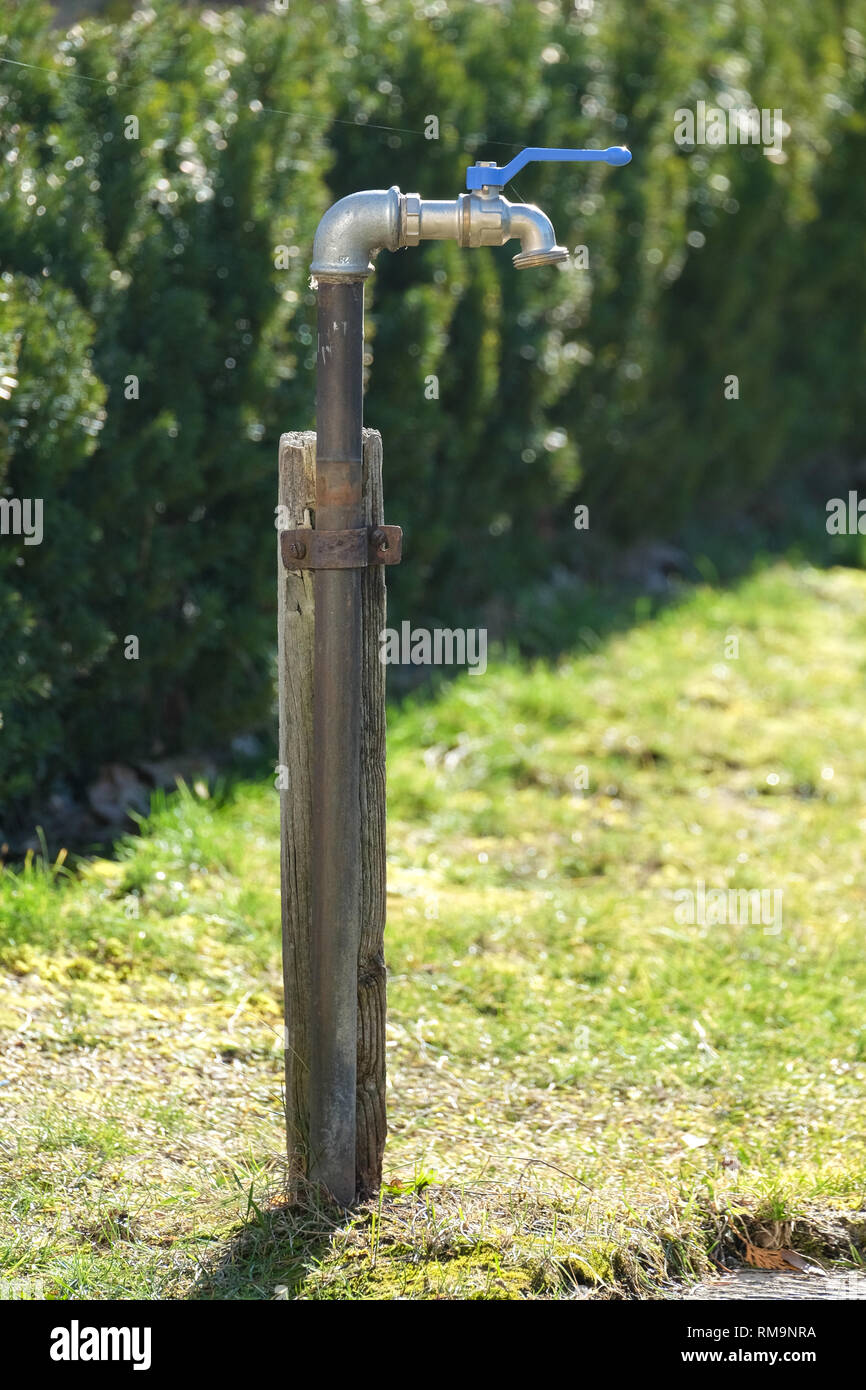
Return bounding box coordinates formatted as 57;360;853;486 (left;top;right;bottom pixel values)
287;539;306;560
370;528;388;552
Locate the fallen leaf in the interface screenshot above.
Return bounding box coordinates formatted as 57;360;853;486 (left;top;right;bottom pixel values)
743;1242;824;1275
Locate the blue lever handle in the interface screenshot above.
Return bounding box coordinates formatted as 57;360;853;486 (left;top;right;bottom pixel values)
466;146;632;190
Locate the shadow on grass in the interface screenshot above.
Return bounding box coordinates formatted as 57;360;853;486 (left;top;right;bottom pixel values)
186;1190;346;1302
10;472;865;859
3;753;273;866
386;475;866;699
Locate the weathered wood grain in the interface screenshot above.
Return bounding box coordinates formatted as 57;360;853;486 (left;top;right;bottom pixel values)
278;428;387;1197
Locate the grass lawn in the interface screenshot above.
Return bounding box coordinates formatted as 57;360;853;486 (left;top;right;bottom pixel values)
2;560;865;1299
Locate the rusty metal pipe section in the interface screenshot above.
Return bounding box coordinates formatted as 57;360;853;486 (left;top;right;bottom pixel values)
309;279;364;1206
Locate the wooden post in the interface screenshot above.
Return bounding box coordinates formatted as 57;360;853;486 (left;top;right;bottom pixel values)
278;428;388;1199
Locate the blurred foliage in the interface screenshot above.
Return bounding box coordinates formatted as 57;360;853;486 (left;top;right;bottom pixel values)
333;0;866;607
1;0;864;812
0;0;332;810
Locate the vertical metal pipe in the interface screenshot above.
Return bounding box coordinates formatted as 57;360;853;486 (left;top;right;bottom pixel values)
309;279;365;1204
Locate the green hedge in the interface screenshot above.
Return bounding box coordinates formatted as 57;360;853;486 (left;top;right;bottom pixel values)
332;0;866;586
1;1;332;815
1;0;864;817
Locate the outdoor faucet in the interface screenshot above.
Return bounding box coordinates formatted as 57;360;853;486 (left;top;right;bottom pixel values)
301;144;632;1206
311;145;632;279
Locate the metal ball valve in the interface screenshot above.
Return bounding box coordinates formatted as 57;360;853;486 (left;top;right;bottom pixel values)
311;145;632;278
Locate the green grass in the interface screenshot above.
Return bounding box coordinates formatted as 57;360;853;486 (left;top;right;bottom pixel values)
2;560;866;1299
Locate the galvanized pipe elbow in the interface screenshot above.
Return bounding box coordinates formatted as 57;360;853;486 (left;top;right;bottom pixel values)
503;201;569;269
311;186;568;279
311;186;404;280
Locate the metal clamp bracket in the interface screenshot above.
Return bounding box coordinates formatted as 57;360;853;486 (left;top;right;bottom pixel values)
281;524;402;570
